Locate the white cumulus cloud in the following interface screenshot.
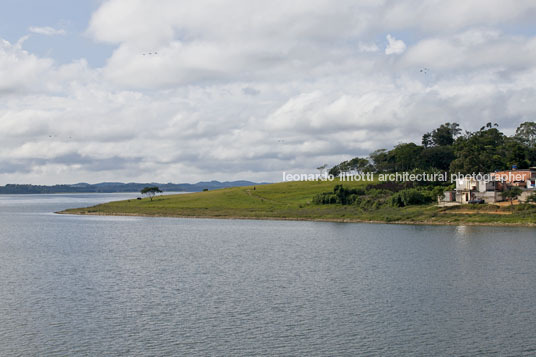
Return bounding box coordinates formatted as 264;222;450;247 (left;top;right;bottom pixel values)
28;26;66;36
2;1;536;184
385;34;406;55
358;41;379;53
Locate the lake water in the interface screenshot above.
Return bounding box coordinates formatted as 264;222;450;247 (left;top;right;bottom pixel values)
0;193;535;356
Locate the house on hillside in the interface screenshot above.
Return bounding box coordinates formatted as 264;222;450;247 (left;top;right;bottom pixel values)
438;175;501;205
492;168;536;189
439;168;536;205
492;168;536;203
454;176;501;204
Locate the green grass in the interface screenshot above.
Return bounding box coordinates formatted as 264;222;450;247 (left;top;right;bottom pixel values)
59;180;536;226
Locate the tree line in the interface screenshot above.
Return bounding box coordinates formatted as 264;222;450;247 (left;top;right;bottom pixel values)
329;121;536;176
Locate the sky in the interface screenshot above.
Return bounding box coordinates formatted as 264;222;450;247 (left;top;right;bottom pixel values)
2;0;536;185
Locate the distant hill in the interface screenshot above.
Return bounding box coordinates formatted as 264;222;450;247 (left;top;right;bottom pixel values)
0;180;266;194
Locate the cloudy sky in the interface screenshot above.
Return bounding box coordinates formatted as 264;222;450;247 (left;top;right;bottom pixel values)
2;0;536;184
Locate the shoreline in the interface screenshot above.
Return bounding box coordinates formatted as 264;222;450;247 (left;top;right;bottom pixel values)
56;210;536;228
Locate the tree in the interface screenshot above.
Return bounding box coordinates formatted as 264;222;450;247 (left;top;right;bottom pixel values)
503;137;531;169
328;165;341;177
390;143;423;171
450;126;506;174
328;157;372;177
422;132;433;148
432;123;460;146
422;122;461;147
503;187;522;205
369;149;394;172
419;145;455;171
515;121;536;148
349;157;372;172
141;186;162;201
316;164;328;175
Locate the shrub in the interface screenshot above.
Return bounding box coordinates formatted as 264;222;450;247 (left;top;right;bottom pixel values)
390;189;432;207
354;188;366;196
364;188;391;198
359;197;374;210
431;186;446;200
312;192;337;204
371;200;383;210
333;185;361;205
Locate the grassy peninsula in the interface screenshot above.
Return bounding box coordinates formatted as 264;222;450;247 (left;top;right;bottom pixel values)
59;180;536;226
59;121;536;226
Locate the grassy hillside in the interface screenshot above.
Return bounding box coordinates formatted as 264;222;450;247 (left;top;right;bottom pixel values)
59;180;536;226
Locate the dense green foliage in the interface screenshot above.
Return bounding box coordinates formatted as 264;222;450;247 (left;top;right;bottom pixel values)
312;185;365;205
329;121;536;176
314;184;434;208
390;189;432;207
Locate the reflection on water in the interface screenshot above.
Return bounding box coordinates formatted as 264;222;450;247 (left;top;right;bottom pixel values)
455;224;468;236
0;194;535;356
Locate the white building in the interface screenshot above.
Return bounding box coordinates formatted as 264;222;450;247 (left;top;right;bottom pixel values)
454;177;501;203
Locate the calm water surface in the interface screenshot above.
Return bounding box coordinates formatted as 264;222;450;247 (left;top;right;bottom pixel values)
1;193;536;356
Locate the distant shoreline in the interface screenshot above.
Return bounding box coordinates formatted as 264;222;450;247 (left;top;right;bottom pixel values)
0;191;182;195
0;181;265;195
56;210;536;227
